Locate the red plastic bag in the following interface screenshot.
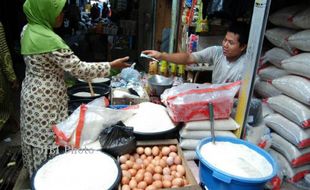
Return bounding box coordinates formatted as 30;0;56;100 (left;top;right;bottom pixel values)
161;81;240;122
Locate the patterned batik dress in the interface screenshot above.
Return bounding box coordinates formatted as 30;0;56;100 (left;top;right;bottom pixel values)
20;49;110;177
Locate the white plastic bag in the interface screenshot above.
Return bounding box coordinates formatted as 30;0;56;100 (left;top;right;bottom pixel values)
180;139;201;150
258;66;288;81
281;53;310;78
53;104;135;148
267;95;310;128
261;47;291;68
270;133;310;168
183;150;197;160
272;75;310;105
184;117;239;131
269;5;303;29
265;114;310;148
254;80;282;98
161;81;240;122
292;7;310;29
288;30;310;51
179;127;236;139
269;148;310;183
265;28;298;55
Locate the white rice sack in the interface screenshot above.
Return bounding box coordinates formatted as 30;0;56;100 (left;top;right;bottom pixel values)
269;148;310;182
254;80;282;98
281;53;310;78
265;114;310;148
269;5;303;29
180;139;200;150
292;7;310;29
270;133;310;168
258;66;289;81
179;128;236;139
272;75;310;105
246;124;271;149
262;102;275;118
265;28;299;55
261;47;291;68
183;150;197;160
267;95;310;128
184;117;239;131
288;30;310;51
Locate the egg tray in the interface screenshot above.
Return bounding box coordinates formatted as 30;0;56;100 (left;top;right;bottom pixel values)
118;139;202;190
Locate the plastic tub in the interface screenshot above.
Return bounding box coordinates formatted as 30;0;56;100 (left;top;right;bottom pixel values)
196;136;277;190
67;84;111;101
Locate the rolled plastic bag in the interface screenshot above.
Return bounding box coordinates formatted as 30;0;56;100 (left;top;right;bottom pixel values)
281;53;310;78
265;114;310;148
270;133;310;167
267;95;310;128
261;47;291;68
272;75;310;105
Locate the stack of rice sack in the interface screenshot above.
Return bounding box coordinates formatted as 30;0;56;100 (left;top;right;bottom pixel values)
256;4;310;188
179;118;240;160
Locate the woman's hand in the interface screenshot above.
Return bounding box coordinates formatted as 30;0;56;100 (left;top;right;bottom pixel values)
142;50;162;60
109;56;131;69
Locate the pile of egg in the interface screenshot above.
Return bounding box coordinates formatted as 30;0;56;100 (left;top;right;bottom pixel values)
120;145;189;190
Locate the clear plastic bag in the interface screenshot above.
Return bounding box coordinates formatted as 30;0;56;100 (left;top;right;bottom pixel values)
161;81;240;122
261;47;291;68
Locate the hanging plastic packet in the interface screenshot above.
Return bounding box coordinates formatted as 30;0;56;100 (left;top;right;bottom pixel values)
120;62;141;84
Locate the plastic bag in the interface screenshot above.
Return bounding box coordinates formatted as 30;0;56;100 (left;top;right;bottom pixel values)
179;127;236;139
270;133;310;167
120;63;141;84
53;104;135;148
268;5;303;29
254;80;282;98
272;75;310;105
161;81;240;122
292;7;310;29
265;28;298;55
288;30;310;52
184;117;239;131
267;95;310;128
258;66;288;81
281;53;310;78
265;114;310;148
261;47;291;68
99;121;136;157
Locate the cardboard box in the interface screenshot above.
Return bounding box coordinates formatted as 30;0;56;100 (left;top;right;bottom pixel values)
119;139;202;190
111;88;150;105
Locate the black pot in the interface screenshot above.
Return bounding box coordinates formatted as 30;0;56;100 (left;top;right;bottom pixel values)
77;77;111;86
67;84;111;101
133;127;179;140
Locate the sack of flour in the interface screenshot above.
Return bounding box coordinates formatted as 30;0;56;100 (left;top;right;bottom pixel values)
261;47;291;68
281;53;310;78
269;5;303;29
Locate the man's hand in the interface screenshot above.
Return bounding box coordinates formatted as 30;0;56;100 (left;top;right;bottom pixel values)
109;56;131;69
142;50;162;60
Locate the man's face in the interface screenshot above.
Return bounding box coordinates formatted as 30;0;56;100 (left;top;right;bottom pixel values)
222;32;247;61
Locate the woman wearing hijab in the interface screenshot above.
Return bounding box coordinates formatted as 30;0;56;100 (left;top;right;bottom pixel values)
20;0;130;176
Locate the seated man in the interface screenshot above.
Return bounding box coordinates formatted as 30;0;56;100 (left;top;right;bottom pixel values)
143;21;250;84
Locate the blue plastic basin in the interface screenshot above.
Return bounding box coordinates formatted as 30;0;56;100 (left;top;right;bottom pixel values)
196;136;277;190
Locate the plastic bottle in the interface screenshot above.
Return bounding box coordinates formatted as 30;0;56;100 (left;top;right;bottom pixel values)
159;60;168;76
169;63;177;77
177;64;186;79
148;61;158;75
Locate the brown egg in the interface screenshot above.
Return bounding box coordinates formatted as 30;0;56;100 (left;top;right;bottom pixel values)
121;184;131;190
144;147;152;156
121;176;130;185
136;158;143;165
166;156;174;166
144;171;153;178
129;179;137;189
153;173;162;181
135;173;144;183
124;154;131;159
161;146;171;156
170;164;177;171
159;159;167;168
143;158;150;166
133;153;140;159
183;178;189;185
128;168;137;177
126;160;134;169
137;168;145;175
144;175;153;185
119;155;128;164
121;164;129;170
154;156;161;160
168;152;177;158
122;170;132;178
175;171;183;178
174;156;182;165
137;181;147;189
151;146;160;156
176;165;186;176
162;175;173;181
146;164;155;174
154;165;163;174
129;155;135;162
147;156;154;161
171;170;177;177
169;145;177;152
162;180;172;188
132;163;141;170
145;185;157;190
162;167;171;175
172;177;184;187
152;180;163;188
136;147;144;154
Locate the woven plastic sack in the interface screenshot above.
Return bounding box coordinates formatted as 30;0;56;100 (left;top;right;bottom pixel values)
269;148;310;183
267;95;310;128
272;75;310;105
258;66;289;81
265;114;310;148
184;117;239;131
265;28;299;55
269;5;303;29
254;80;282;98
261;47;291;68
288;30;310;51
281;53;310;78
270;133;310;168
161;81;240;122
179;128;236;139
292;7;310;29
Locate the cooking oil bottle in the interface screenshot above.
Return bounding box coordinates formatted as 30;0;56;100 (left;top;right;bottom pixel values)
159;60;168;77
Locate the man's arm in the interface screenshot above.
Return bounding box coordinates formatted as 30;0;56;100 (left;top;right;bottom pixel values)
142;50;197;65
